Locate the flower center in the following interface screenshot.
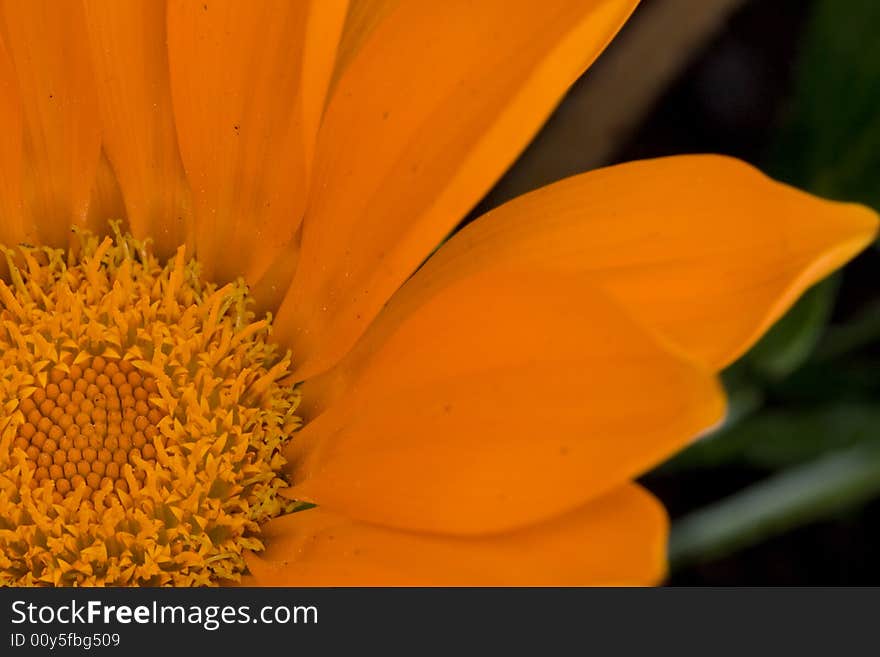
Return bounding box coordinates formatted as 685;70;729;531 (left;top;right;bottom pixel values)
15;357;163;503
0;226;301;586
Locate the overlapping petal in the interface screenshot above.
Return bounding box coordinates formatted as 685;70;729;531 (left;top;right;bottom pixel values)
166;0;347;283
247;484;667;586
0;34;24;246
85;150;127;232
83;0;192;258
0;0;101;247
288;268;724;535
329;0;399;92
275;0;639;379
338;155;877;373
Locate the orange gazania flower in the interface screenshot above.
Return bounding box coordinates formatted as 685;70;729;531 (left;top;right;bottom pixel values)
0;0;876;586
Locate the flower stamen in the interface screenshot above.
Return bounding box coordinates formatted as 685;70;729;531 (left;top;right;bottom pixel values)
0;226;301;586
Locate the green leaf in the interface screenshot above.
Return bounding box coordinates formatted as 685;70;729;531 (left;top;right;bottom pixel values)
657;363;766;473
663;402;880;471
669;441;880;570
747;278;838;380
735;403;880;469
658;381;764;473
769;0;880;208
814;300;880;362
771;359;880;405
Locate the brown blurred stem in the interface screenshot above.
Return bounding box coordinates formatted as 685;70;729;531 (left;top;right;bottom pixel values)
482;0;748;209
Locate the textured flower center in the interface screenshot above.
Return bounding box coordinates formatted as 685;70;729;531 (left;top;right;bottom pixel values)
15;357;163;503
0;226;301;586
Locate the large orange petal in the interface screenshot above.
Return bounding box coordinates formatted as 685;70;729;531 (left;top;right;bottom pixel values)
0;0;101;247
251;233;301;318
329;0;399;94
276;0;640;380
347;155;877;373
83;0;192;259
166;0;347;284
0;33;25;246
247;484;667;586
287;268;724;535
84;150;127;233
299;0;350;167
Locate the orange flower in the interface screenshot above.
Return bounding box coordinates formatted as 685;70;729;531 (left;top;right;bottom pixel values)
0;0;876;586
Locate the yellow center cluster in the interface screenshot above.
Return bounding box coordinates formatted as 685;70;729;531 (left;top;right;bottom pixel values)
0;226;301;586
15;358;162;503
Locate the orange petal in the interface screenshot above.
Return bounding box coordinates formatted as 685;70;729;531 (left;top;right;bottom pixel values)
276;0;639;379
329;0;399;93
84;150;127;234
0;0;101;247
166;0;347;283
251;235;301;318
299;0;350;168
288;268;724;535
247;484;667;586
0;33;25;246
366;155;877;371
82;0;192;259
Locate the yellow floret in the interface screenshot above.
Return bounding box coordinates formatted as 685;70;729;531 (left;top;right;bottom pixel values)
0;225;301;586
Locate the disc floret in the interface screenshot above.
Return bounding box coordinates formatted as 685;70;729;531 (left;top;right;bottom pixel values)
0;227;301;586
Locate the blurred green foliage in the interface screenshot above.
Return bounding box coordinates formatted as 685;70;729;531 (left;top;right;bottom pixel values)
770;0;880;207
670;441;880;570
666;0;880;568
747;278;838;380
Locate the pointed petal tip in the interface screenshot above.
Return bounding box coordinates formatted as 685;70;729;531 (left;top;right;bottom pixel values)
738;192;879;370
636;486;670;586
830;199;879;247
580;154;878;370
703;374;729;436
